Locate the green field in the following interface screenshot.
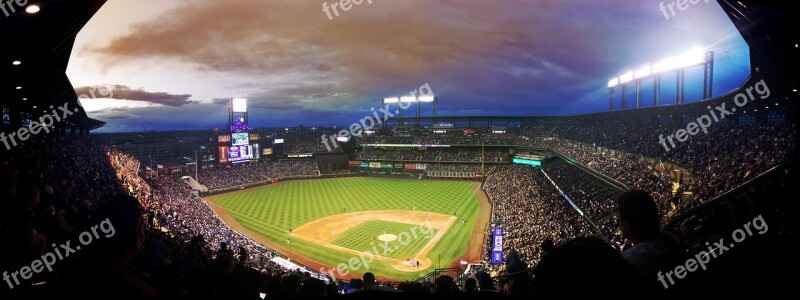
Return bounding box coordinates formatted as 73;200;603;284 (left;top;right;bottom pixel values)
209;177;480;280
331;220;439;260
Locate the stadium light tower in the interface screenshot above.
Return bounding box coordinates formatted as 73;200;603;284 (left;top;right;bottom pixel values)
382;95;438;127
607;47;713;111
229;98;248;129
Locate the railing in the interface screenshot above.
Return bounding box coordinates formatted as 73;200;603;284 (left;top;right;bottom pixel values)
414;267;464;286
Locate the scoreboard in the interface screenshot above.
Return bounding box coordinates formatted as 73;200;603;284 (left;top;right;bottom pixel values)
218;98;259;164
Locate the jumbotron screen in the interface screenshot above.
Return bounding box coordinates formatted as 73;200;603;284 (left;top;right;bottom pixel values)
231;132;249;146
228;145;254;162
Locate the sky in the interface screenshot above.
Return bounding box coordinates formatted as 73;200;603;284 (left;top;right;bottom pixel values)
66;0;750;133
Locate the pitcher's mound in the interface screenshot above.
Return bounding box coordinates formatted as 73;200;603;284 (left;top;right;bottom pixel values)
377;234;398;242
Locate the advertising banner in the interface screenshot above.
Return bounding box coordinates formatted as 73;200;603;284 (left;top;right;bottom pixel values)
491;227;504;264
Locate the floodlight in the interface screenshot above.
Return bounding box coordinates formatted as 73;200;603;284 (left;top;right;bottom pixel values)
652;57;676;74
608;78;619;88
400;96;416;103
634;64;652;79
417;96;435;102
26;5;40;14
619;71;634;84
383;97;399;103
231;98;247;113
675;47;705;68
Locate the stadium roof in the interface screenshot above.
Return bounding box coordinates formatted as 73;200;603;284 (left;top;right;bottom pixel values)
0;0;107;132
716;0;797;95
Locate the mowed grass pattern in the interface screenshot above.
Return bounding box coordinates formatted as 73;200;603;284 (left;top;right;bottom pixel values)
211;177;479;280
331;220;438;260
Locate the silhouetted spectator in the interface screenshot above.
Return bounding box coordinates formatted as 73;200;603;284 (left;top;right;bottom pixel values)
217;242;232;256
434;275;460;294
362;272;396;292
344;278;363;294
617;190;684;286
541;238;556;257
398;281;428;293
464;278;478;293
532;236;649;297
299;277;327;297
280;274;301;298
475;271;499;294
504;248;530;295
58;195;162;297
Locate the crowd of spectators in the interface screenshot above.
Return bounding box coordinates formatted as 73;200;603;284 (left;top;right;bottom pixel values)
93;149;350;296
282;131;342;153
2;135;128;286
547;140;678;218
361;132;519;146
197;160;319;191
356;148;508;162
519;122;795;218
481;165;595;273
425;163;482;173
542;159;621;242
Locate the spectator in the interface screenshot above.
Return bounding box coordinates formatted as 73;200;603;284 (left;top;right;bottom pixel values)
344;278;363;294
475;271;499;294
463;278;478;293
617;190;684;285
434;275;460;294
58;195;161;297
361;272;397;292
532;236;649;297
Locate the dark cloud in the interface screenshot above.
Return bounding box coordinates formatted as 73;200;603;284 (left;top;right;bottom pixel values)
75;85;193;107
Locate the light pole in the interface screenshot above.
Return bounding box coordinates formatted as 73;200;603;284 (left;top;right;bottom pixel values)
480;137;485;184
194;149;200;183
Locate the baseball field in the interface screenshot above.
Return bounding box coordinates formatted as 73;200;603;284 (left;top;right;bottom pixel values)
204;177;490;281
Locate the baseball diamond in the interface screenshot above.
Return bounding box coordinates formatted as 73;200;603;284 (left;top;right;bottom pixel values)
205;177;490;281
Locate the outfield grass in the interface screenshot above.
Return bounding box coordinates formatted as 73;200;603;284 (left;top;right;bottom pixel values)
210;177;479;280
331;220;438;260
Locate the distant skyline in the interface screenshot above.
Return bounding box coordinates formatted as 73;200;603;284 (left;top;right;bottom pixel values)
67;0;750;133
